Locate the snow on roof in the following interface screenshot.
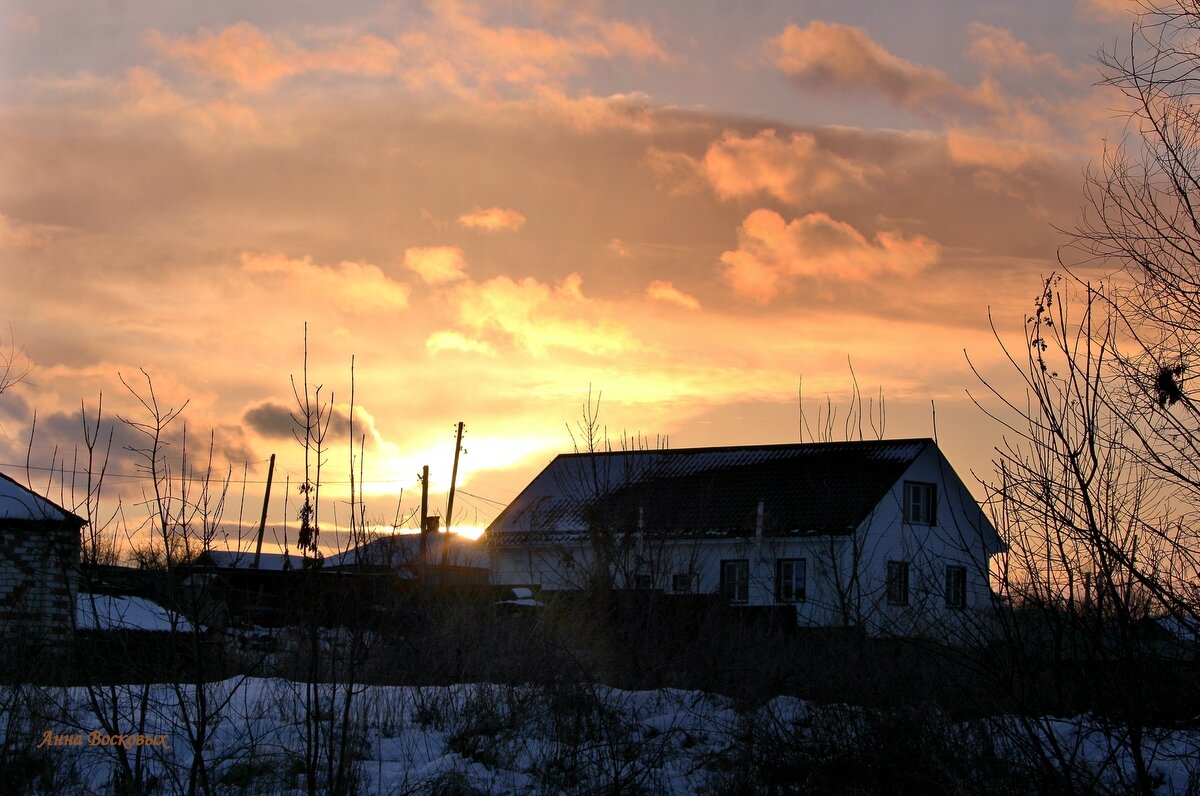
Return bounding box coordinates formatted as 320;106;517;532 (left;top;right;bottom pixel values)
0;470;82;523
495;586;544;608
194;549;304;571
326;532;490;570
76;593;199;632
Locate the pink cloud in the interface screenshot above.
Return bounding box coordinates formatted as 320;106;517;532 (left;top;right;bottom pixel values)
646;280;700;311
458;207;527;232
147;22;398;91
720;209;940;303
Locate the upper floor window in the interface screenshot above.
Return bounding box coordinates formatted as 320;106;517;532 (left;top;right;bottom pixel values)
720;559;749;604
775;558;807;603
886;560;910;606
945;565;967;609
904;481;937;525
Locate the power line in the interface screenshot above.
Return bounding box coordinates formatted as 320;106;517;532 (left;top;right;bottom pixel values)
0;461;423;488
454;488;509;507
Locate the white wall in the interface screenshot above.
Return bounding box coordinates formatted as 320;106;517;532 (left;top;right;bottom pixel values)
489;445;1003;640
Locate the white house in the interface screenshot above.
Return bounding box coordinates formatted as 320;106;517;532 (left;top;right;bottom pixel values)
485;439;1004;638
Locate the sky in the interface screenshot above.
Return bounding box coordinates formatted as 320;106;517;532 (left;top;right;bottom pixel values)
0;0;1139;553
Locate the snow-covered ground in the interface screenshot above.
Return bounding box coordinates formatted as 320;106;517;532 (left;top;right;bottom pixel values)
3;677;1198;794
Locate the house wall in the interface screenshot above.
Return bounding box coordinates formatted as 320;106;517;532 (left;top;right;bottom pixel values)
489;445;1003;640
491;535;855;629
854;445;1001;639
0;521;79;642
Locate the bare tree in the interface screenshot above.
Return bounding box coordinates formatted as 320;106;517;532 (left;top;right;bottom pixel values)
971;276;1193;795
1068;1;1200;631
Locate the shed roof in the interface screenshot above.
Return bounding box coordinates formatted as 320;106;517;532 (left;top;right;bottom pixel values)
486;438;931;544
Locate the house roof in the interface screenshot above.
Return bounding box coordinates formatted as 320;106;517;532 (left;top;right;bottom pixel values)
486;438;932;544
191;549;305;571
0;470;85;526
325;532;489;571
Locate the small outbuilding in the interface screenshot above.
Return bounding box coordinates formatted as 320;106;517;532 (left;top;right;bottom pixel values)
0;471;85;643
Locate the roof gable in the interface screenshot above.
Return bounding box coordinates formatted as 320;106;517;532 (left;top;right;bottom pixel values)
0;470;85;526
487;439;931;541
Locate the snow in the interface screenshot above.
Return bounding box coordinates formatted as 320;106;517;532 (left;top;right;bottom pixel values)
3;674;1197;793
0;471;74;522
75;593;200;633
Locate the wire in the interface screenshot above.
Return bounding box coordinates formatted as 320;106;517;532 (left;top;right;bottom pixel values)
0;461;423;488
454;488;509;507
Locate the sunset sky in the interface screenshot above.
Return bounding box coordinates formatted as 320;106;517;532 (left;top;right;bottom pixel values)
0;0;1137;552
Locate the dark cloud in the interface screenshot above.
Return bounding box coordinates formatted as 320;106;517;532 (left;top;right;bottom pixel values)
244;400;376;448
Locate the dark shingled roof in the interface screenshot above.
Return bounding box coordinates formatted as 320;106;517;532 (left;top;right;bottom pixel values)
486;439;931;545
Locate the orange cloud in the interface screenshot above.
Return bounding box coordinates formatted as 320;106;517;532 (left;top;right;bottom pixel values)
766;21;1000;121
609;238;633;258
123;67;259;135
946;129;1050;171
720;209;940;302
644;147;707;196
6;11;38;35
403;246;468;285
240;252;411;311
1076;0;1137;21
425;330;496;357
147;22;398;91
702;128;871;205
451;272;634;357
646;280;700;311
397;0;670;96
0;214;51;249
967;23;1080;82
457;207;527;232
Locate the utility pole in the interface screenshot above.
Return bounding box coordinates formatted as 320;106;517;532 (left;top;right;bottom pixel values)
419;464;429;578
445;421;465;536
252;453;276;569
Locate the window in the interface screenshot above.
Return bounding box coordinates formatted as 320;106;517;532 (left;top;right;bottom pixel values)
720;559;749;603
904;481;937;525
945;565;967;609
631;573;653;591
886;560;910;606
775;558;807;603
671;573;697;594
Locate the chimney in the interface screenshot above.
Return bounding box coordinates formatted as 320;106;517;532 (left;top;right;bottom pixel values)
755;499;764;539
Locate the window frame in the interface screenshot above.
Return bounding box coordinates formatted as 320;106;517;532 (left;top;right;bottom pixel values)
903;481;937;525
886;560;910;606
945;565;967;609
720;559;749;604
775;558;808;603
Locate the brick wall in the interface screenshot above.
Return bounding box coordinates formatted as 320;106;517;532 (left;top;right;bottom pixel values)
0;520;79;642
